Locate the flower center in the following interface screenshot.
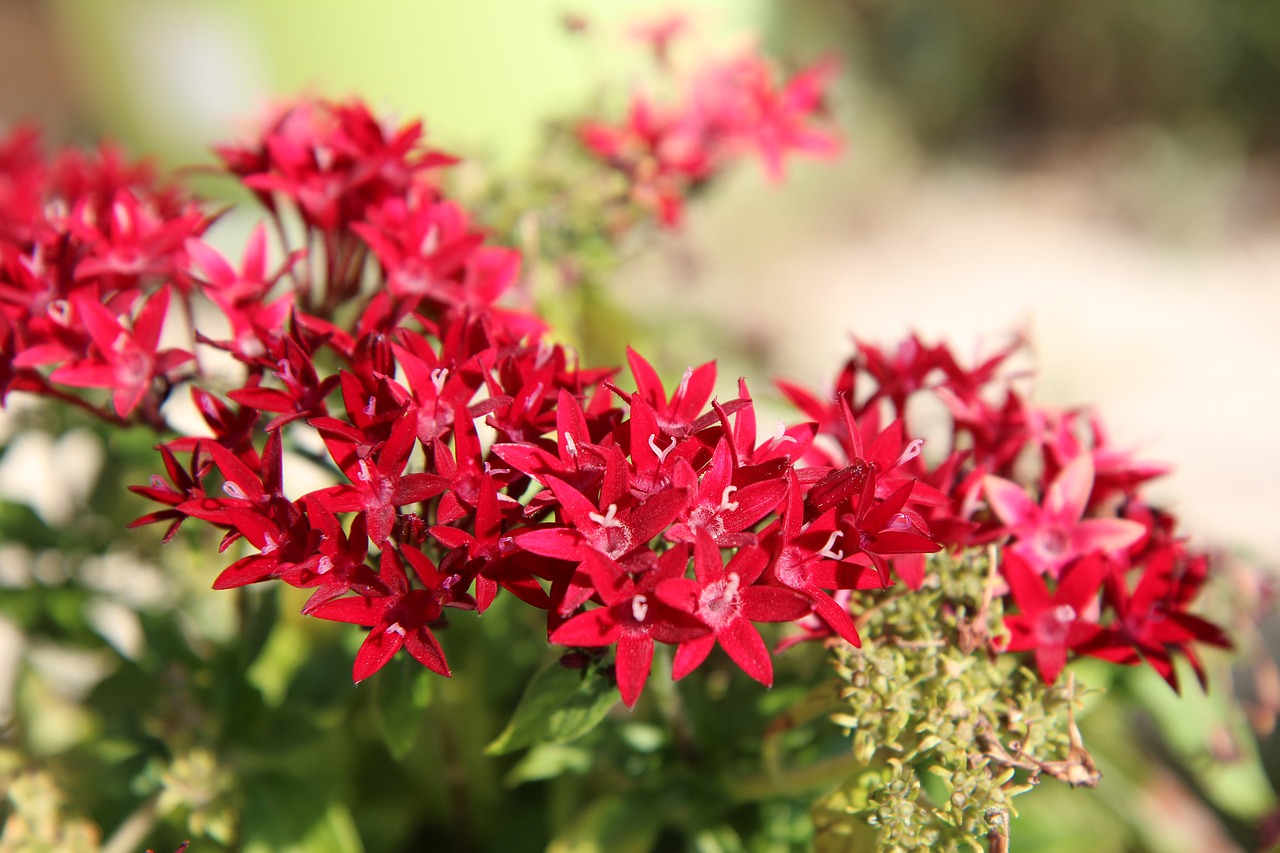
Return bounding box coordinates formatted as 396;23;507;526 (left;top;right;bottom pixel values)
697;571;741;630
1037;526;1070;558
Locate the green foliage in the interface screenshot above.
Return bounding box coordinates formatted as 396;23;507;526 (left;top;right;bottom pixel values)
485;658;619;756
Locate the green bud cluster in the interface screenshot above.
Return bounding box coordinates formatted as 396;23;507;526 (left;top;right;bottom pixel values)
813;549;1089;852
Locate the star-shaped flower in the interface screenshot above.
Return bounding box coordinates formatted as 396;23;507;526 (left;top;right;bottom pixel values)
984;454;1145;578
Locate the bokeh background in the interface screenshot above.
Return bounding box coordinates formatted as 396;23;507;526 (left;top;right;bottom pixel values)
1;1;1278;850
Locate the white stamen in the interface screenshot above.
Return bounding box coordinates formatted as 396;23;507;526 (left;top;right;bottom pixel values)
772;420;797;445
385;621;406;637
719;485;739;512
113;199;133;234
430;368;449;395
1053;604;1077;623
484;462;510;476
222;481;249;500
724;571;741;599
818;530;845;561
419;224;440;256
896;439;924;468
21;251;43;281
364;396;377;417
357;459;373;483
631;595;649;623
677;367;693;399
648;434;677;464
563;432;578;458
150;475;167;490
261;533;279;555
588;503;621;528
317;556;333;575
534;339;554;369
46;299;71;326
524;382;544;412
43;199;67;223
314;144;336;172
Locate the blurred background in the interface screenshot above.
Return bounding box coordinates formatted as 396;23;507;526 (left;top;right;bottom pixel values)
1;0;1278;850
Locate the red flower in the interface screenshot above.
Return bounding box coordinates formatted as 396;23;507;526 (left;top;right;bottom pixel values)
764;471;885;648
1084;547;1231;690
517;463;687;614
665;438;787;548
657;531;810;686
1001;551;1106;684
307;412;449;546
623;346;720;439
711;54;842;181
186;224;298;358
49;285;191;417
309;545;466;683
549;548;705;707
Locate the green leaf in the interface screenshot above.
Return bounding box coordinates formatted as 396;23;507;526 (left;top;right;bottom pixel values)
241;778;364;853
547;794;661;853
375;654;435;760
690;824;746;853
485;659;618;755
1129;662;1277;819
504;742;593;787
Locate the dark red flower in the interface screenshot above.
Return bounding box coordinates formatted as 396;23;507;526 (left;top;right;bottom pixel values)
549;548;705;707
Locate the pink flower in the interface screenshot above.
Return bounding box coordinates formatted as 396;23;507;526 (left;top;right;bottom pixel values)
984;454;1145;578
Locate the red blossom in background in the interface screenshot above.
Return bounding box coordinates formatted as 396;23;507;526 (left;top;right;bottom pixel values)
578;35;841;226
47;285;192;417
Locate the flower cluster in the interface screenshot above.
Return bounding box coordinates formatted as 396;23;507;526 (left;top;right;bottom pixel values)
0;86;1224;713
0;98;924;708
777;334;1231;689
0;125;205;424
578;21;840;225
